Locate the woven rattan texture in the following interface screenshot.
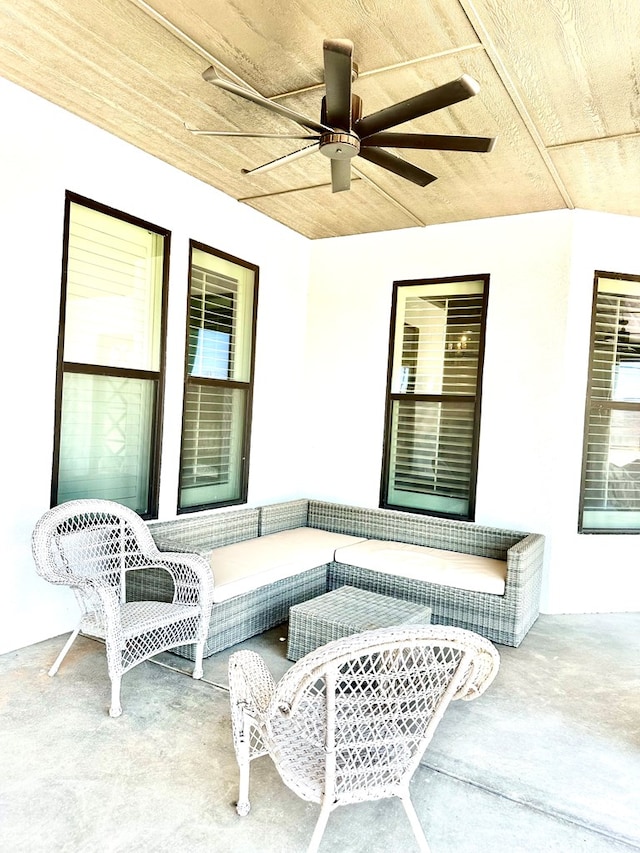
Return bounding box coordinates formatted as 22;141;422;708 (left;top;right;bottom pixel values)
132;499;544;657
287;586;432;661
228;625;500;852
31;499;214;716
148;507;259;554
171;565;329;660
308;501;524;558
328;550;543;647
259;500;310;536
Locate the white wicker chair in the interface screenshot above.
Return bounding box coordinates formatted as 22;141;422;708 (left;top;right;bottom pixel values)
228;624;500;853
32;499;214;717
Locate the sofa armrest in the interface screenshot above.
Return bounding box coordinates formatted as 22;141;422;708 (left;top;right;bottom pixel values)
505;533;546;590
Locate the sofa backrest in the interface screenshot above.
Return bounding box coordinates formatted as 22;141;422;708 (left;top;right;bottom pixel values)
147;507;260;554
307;501;525;559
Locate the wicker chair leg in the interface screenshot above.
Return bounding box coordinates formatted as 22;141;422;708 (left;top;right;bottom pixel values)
307;801;332;853
192;640;205;680
400;793;431;853
109;675;123;718
48;622;82;677
235;728;252;816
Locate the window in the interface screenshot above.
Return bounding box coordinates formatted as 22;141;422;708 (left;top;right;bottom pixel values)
52;194;168;517
178;242;258;511
579;271;640;532
381;275;488;520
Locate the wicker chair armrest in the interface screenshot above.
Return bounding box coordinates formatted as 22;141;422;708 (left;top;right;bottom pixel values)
139;552;214;608
454;641;501;701
229;650;277;715
84;579;124;630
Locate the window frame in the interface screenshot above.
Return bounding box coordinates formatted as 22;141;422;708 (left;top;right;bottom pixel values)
578;269;640;534
380;273;489;521
51;191;169;519
177;239;259;514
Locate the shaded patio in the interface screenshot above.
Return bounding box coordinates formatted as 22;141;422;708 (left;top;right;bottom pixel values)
1;612;638;852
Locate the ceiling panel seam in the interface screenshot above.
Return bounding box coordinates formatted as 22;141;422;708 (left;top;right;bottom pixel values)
457;0;575;209
131;0;425;219
130;0;263;95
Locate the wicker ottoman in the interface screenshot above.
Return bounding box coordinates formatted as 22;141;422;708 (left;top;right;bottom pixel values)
286;585;432;661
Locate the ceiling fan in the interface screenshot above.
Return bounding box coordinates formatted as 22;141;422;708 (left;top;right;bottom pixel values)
188;39;496;193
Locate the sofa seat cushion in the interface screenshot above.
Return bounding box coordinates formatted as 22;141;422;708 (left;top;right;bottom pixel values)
334;539;507;595
210;528;366;602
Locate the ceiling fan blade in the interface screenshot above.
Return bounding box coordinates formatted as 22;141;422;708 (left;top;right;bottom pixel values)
361;132;496;153
358;148;437;187
185;125;320;140
240;143;320;176
355;74;481;138
203;66;331;134
323;38;354;130
330;158;351;193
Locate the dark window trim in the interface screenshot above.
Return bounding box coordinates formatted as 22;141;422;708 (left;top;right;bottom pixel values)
578;269;640;534
51;191;170;519
177;239;259;514
379;273;489;521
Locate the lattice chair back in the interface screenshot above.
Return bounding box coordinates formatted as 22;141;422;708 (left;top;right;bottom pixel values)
228;625;499;853
34;503;150;613
32;499;214;717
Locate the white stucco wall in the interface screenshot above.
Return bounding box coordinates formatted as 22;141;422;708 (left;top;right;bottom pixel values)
0;77;310;653
2;75;638;655
306;211;640;615
546;210;640;612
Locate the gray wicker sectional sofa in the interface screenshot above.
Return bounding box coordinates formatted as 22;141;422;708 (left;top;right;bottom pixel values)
128;499;544;658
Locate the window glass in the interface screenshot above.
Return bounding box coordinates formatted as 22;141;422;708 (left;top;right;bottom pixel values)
580;273;640;531
382;277;487;520
179;242;257;512
57;373;155;508
180;385;247;507
64;203;163;371
53;195;167;516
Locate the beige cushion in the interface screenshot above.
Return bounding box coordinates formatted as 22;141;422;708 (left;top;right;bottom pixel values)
210;528;366;602
334;539;506;595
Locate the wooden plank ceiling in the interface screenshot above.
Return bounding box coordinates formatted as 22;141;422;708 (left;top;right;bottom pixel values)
1;0;640;239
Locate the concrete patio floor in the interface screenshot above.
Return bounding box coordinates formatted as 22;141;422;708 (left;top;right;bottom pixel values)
1;612;639;852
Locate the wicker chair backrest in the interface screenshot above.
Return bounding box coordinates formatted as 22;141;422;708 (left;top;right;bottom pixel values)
267;626;499;804
32;499;157;587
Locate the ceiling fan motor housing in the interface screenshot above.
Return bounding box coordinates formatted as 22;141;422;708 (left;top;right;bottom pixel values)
319;91;362;159
320;132;360;159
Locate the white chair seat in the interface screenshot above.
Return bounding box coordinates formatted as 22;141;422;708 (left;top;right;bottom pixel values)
119;601;201;637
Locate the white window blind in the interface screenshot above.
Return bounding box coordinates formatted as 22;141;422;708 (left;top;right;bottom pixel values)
64;203;163;371
580;274;640;531
179;243;257;511
383;278;487;519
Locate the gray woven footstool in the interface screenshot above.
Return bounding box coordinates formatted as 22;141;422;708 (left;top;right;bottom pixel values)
286;585;432;661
